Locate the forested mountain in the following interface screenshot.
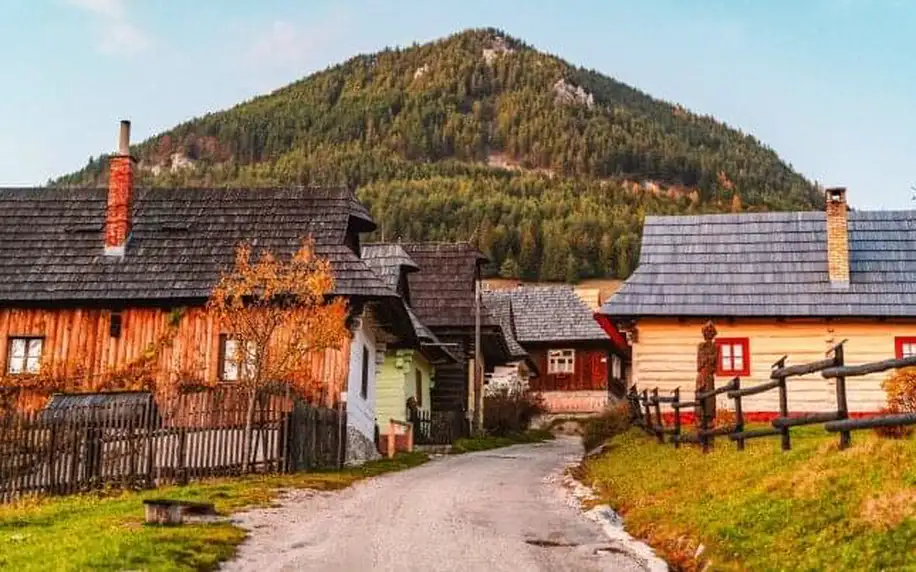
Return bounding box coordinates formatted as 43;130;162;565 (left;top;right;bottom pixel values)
54;28;821;281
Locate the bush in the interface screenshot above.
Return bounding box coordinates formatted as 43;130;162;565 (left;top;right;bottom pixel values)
582;402;631;451
874;368;916;439
483;388;546;436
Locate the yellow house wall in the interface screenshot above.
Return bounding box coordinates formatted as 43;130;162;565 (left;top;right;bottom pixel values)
633;318;916;414
377;350;434;434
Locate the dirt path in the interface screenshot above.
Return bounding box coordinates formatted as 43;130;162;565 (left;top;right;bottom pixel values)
223;437;655;571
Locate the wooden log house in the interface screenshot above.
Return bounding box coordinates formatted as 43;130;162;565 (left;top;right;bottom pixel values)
600;187;916;420
0;121;417;464
483;286;627;414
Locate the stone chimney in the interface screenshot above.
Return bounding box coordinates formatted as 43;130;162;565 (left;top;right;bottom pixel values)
105;120;135;256
825;187;849;288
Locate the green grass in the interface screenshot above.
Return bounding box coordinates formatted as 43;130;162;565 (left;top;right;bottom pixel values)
584;427;916;571
452;428;554;453
0;452;428;572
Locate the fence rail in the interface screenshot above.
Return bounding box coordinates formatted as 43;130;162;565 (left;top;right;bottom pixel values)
0;389;346;504
628;340;916;453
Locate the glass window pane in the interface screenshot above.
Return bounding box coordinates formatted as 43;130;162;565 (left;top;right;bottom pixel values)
732;344;743;358
8;354;24;374
10;339;25;359
905;343;916;358
733;355;744;371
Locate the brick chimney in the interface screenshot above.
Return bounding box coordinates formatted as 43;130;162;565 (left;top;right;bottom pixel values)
825;187;849;288
105;120;135;256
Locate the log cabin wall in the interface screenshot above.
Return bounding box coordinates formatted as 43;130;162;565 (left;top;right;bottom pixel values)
632;317;916;414
527;345;609;392
429;334;469;414
0;306;349;406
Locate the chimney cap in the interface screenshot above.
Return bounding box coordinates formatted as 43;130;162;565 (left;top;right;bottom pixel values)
825;187;847;202
118;120;131;156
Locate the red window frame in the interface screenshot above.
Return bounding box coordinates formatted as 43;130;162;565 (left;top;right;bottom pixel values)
895;337;916;359
715;337;750;377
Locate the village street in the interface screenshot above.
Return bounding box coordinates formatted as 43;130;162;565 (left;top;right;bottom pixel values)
223;437;650;572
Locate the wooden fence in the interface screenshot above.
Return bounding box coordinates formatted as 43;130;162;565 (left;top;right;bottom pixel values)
629;340;916;453
0;389;346;503
411;410;467;445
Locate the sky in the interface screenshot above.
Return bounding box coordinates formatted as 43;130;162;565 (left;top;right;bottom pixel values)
1;0;915;209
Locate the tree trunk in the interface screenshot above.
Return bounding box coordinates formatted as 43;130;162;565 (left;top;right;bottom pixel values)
242;389;257;473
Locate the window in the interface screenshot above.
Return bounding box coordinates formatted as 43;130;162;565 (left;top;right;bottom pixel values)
547;349;575;375
611;354;622;380
7;337;43;375
415;369;423;407
895;337;916;359
219;336;256;382
716;338;750;377
360;346;370;399
110;312;123;338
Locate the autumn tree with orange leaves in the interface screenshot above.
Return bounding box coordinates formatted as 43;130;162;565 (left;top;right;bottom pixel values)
208;240;349;470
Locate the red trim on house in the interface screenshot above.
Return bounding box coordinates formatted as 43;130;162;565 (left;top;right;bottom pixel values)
593;313;629;354
894;336;916;359
715;337;750;377
660;410;883;426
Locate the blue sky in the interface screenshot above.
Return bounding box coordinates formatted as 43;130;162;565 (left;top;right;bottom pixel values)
1;0;915;209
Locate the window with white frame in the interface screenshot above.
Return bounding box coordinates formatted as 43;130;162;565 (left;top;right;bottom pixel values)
611;354;622;380
896;337;916;359
219;336;257;382
7;337;43;375
547;349;575;375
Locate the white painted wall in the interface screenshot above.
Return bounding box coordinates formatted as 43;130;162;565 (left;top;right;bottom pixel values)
346;318;378;441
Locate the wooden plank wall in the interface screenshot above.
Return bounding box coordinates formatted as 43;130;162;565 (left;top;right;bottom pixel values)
528;346;609;392
0;307;349;408
430;334;469;413
633;318;916;414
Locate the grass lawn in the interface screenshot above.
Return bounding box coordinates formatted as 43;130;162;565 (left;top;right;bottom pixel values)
452;428;555;453
583;427;916;571
0;452;428;572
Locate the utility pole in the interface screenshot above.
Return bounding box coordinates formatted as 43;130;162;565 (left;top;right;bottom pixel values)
473;269;483;434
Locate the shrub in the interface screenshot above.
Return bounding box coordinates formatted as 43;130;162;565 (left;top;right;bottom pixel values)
483;388;546;436
874;368;916;439
582;402;631;451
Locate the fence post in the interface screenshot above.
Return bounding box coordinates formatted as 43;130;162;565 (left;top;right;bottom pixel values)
177;427;188;485
672;387;681;449
652;388;664;444
733;377;745;451
772;356;791;451
833;343;851;449
641;389;652;433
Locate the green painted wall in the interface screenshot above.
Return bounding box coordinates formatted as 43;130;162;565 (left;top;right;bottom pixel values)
376;350;434;429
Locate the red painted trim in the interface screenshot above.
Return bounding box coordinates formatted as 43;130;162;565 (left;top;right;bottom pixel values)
660;410;884;426
593;313;629;354
715;337;750;377
894;336;916;359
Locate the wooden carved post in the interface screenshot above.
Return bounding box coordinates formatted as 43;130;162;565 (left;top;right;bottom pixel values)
652;388;664;443
833;343;851;449
696;321;718;452
773;357;791;451
672;387;681;449
733;377;745;451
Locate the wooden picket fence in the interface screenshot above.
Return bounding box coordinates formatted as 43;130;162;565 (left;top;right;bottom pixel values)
0;388;346;503
629;340;916;453
410;409;467;445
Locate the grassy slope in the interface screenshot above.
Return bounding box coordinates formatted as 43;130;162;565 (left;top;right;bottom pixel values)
584;428;916;571
0;453;428;572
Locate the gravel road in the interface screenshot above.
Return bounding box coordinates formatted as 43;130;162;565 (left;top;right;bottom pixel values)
224;437;650;572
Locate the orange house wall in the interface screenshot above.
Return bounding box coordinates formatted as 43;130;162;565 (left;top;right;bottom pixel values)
632;318;916;416
0;306;349;405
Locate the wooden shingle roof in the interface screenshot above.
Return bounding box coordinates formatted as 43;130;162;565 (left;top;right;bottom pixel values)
399;242;496;329
601;210;916;317
487;286;609;344
479;292;527;358
0;187;392;302
361;244;419;291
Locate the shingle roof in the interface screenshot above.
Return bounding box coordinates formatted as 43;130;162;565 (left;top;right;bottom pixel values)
479;292;527;358
361;244;419;290
0;187;393;302
399;242;496;328
487;286;609;343
601;210;916;317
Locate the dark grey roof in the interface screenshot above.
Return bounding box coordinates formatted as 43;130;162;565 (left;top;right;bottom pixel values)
400;242;497;329
601;210;916;318
42;391;159;424
487;286;609;343
361;244;419;290
0;187;393;302
480;293;527;358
